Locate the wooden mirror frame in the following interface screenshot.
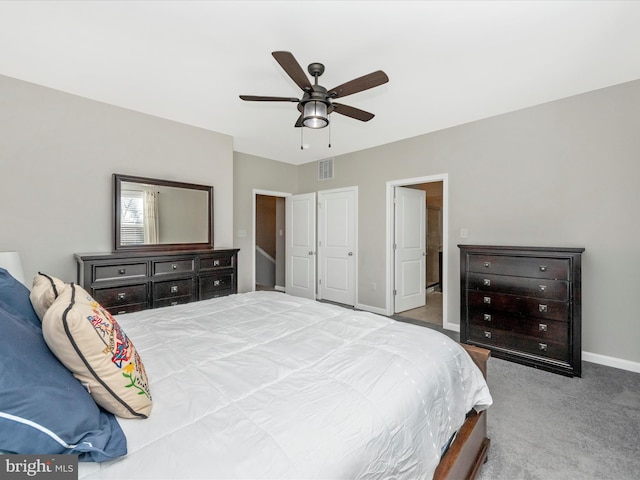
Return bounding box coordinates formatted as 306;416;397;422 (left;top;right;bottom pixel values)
113;173;214;253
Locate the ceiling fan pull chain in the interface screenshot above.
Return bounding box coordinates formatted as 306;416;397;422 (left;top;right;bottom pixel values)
328;120;331;148
300;124;304;150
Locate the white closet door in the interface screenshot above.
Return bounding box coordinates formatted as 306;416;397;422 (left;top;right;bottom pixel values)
318;188;356;306
285;192;316;300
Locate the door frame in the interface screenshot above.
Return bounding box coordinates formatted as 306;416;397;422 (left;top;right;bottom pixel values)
385;174;455;331
252;189;291;292
317;186;358;306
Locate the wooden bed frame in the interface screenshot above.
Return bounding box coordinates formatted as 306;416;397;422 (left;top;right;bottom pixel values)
433;343;491;480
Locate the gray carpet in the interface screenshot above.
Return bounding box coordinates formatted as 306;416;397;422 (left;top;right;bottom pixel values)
392;315;640;480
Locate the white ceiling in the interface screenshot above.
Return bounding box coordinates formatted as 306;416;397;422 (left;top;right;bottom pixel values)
2;1;640;165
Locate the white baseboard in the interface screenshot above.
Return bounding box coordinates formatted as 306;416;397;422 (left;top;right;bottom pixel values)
442;321;460;333
583;351;640;373
274;285;285;292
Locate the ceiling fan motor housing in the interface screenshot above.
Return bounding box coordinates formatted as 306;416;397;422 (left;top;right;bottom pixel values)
297;86;334;115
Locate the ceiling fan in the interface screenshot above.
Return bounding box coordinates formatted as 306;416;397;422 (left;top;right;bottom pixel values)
240;51;389;129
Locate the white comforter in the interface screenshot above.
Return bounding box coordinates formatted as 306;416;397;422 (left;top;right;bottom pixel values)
79;291;492;480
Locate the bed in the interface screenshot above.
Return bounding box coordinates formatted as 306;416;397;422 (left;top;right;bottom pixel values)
77;291;492;480
1;268;492;480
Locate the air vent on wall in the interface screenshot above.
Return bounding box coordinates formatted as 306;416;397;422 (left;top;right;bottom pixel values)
318;158;334;180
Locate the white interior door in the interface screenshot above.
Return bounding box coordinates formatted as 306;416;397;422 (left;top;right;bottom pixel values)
285;192;316;299
318;188;356;306
394;186;426;313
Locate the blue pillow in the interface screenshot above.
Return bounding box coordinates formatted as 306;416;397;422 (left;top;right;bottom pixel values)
0;305;127;462
0;267;40;328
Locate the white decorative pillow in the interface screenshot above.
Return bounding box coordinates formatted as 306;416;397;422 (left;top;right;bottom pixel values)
30;272;67;321
42;283;152;419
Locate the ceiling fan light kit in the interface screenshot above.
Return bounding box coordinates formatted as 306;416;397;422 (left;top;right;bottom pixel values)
302;100;328;128
240;51;388;145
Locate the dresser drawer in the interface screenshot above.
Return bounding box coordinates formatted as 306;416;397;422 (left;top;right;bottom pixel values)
94;262;147;282
467;325;570;363
153;296;192;309
153;278;195;300
200;253;235;271
468;255;570;280
467;290;569;321
92;284;148;307
153;259;195;276
199;273;235;300
467;273;568;301
105;303;147;316
468;310;569;343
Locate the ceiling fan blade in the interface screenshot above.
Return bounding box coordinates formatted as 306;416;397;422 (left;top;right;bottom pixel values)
332;103;375;122
239;95;299;102
272;51;312;91
328;70;389;98
294;114;303;128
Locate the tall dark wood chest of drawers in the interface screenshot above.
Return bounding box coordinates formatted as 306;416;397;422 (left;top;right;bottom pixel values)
459;245;584;377
75;249;239;315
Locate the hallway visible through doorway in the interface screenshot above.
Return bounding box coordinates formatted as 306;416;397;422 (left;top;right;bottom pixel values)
396;289;442;326
254;192;287;293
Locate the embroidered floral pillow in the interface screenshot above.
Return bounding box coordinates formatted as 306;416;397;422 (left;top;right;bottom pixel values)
42;283;152;419
30;272;68;321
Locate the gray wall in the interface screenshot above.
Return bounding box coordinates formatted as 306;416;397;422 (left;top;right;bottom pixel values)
233;152;298;293
294;79;640;365
0;74;233;283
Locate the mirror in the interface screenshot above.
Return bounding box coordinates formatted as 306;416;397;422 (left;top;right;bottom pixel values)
113;174;213;252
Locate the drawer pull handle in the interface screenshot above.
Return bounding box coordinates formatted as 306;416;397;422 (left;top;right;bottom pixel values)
539;285;547;292
483;296;491;304
213;280;221;286
118;269;126;275
213;260;220;266
539;323;548;332
484;262;491;268
539;265;547;272
483;278;491;286
172;264;177;270
170;285;178;293
171;301;178;306
117;293;126;300
539;343;548;352
539;304;548;313
483;313;492;322
484;331;492;339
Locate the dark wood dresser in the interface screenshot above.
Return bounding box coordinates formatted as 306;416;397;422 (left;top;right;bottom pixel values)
459;245;584;377
75;249;239;315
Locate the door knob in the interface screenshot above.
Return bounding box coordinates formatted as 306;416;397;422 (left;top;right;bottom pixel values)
348;252;353;256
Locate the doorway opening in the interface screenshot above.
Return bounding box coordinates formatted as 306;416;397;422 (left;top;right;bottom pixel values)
253;190;288;292
386;174;451;330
